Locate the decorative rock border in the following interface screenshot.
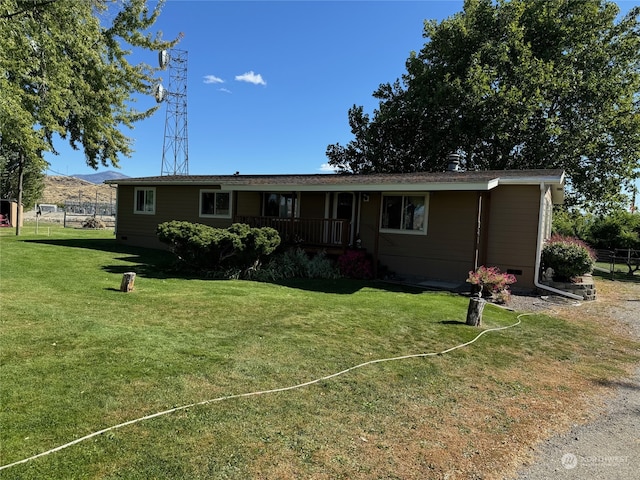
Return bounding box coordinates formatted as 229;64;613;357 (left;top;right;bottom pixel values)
541;274;597;301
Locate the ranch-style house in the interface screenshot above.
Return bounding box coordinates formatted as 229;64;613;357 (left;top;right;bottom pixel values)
106;168;565;291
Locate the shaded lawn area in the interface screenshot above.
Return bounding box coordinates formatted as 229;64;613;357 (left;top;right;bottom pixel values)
1;226;638;479
594;261;640;283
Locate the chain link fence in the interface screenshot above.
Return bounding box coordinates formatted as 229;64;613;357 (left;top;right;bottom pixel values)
62;200;116;229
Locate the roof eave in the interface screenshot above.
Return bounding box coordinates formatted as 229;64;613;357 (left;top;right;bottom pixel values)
105;178;501;191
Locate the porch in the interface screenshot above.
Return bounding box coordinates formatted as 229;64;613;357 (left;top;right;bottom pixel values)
234;216;352;253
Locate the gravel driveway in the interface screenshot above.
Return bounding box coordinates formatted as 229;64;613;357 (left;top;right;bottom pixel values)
512;280;640;480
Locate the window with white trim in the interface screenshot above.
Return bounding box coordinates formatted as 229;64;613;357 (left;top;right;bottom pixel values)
134;187;156;214
200;190;231;218
380;194;428;234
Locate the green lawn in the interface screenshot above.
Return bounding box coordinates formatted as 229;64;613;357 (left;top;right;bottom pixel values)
594;261;640;283
1;225;638;479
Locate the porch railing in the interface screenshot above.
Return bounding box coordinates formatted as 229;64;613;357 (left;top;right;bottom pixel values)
234;216;351;250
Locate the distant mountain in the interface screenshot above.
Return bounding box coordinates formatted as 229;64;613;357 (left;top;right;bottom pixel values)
71;171;130;184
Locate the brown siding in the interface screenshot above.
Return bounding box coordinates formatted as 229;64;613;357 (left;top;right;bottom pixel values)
358;192;380;253
375;191;478;283
236;191;260;216
113;182;544;290
300;192;326;218
485;185;541;289
115;185;233;249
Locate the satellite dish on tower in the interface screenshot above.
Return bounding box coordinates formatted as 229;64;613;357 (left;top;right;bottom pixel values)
154;83;166;103
159;49;169;69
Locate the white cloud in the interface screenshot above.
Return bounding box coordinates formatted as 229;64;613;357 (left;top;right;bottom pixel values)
235;71;266;86
203;75;224;84
218;88;232;94
318;163;337;173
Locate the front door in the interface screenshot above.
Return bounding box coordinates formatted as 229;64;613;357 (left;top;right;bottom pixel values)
331;192;354;245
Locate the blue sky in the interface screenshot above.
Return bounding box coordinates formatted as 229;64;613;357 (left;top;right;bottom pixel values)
44;0;640;199
46;0;467;178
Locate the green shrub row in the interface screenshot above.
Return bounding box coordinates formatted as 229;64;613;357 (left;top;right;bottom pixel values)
156;221;372;281
156;221;281;276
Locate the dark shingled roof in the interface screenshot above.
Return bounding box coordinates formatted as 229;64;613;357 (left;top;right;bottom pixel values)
105;169;565;188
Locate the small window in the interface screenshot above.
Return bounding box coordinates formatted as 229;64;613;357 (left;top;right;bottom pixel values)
134;187;155;214
200;190;231;218
380;194;428;234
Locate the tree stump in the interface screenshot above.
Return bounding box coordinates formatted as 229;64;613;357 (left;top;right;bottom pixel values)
466;297;486;326
120;272;136;292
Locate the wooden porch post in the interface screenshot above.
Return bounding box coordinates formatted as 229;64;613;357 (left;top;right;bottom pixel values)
232;190;238;223
290;192;297;242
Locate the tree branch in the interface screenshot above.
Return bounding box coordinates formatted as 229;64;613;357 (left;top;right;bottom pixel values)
1;0;59;20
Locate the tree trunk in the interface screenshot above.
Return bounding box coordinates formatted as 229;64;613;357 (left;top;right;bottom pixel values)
15;153;24;236
466;297;486;326
120;272;136;292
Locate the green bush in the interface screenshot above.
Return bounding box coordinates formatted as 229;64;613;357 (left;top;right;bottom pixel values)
253;248;340;281
541;235;596;281
307;251;341;279
156;221;280;275
227;223;281;269
156;221;218;268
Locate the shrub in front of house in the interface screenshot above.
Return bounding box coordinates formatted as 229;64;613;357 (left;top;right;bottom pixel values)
225;223;282;271
156;221;280;275
337;249;373;279
157;221;218;268
253;248;340;281
541;235;596;282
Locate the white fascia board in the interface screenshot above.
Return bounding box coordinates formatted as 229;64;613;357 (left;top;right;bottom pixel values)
108;178;501;192
498;173;565;204
498;173;565;186
227;180;499;192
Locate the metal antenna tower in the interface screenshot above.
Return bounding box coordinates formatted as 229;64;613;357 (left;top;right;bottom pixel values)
156;49;189;176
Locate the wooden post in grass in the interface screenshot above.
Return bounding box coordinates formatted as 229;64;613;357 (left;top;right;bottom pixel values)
466;296;485;326
120;272;136;292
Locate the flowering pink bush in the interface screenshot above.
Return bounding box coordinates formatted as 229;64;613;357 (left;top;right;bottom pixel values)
467;266;517;303
542;235;596;281
337;250;373;279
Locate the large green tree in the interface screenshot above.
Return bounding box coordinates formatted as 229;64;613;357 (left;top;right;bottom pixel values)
326;0;640;210
0;0;177;231
0;146;44;208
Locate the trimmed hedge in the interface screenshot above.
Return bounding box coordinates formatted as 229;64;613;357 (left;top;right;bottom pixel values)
156;221;280;275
